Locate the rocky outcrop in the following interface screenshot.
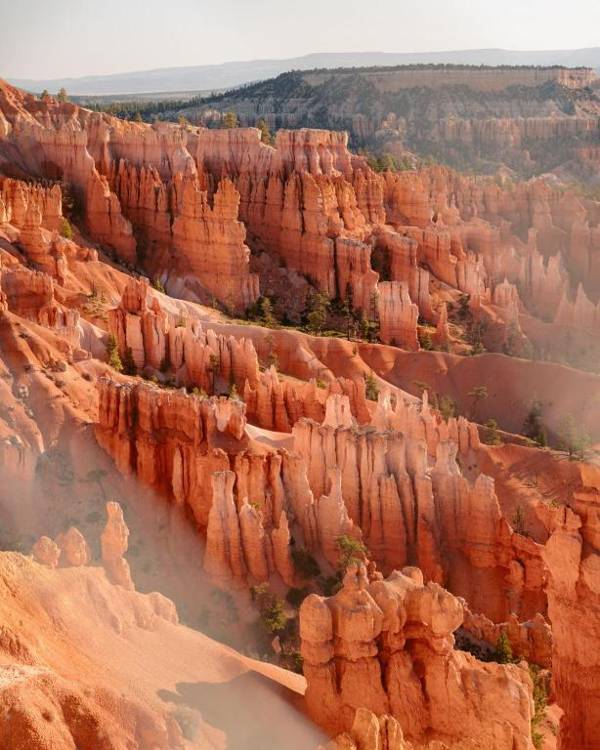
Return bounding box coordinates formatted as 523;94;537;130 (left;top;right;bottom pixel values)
108;278;372;429
101;501;134;590
300;563;534;747
54;527;91;567
293;392;544;622
112;162;259;310
244;367;371;432
461;607;552;668
377;282;419;350
192;66;600;186
324;709;408;750
96;378;248;513
543;504;600;750
108;277;260;384
31;536;61;568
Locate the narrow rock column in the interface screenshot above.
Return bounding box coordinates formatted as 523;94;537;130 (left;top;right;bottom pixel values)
101;501;134;590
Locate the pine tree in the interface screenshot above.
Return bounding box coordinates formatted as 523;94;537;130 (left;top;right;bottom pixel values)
57;87;68;103
256;118;273;145
106;335;123;372
223;111;238;129
305;292;329;334
259;297;277;328
494;631;513;664
59;217;73;240
336;535;368;572
364;372;379;401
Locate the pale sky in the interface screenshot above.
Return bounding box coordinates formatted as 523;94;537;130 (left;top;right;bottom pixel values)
1;0;600;79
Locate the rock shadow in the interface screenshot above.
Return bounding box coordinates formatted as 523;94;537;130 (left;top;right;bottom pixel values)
158;670;326;749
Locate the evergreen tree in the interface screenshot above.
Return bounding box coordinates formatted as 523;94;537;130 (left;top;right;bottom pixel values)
364;371;379;401
259;297;277;328
558;415;592;461
305;291;329;334
494;631;513;664
223;111;238;129
106;335;123;372
256;118;273;144
59;217;73;240
522;400;547;446
336;535;368;572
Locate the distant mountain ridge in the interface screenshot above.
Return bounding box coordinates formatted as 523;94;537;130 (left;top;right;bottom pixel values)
9;48;600;96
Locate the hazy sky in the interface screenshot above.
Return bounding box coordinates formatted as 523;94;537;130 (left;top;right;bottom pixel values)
1;0;600;79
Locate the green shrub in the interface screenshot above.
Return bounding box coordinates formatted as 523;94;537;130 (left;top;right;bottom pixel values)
256;118;274;145
251;584;287;634
483;418;502;445
493;631;514;664
558;415;592;461
418;328;434;350
106;335;123;372
337;534;367;572
438;394;457;422
59;217;73;240
530;664;548;750
223;111;238;128
364;371;379;401
522;401;547;446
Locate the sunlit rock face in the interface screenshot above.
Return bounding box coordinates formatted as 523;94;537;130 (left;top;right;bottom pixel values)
300;563;534;748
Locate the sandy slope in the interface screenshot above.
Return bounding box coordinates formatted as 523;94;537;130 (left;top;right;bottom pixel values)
0;552;324;749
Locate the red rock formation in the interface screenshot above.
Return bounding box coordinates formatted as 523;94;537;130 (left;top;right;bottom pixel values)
55;527;91;567
324;708;407;750
5;81;600;363
109;278;372;430
31;535;61;568
543;504;600;750
96;378;248;501
293;392;544;622
433;302;450;348
5;79;600;750
108;276;260;383
461;606;552;668
301;563;534;747
377;282;419;350
101;501;134;590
